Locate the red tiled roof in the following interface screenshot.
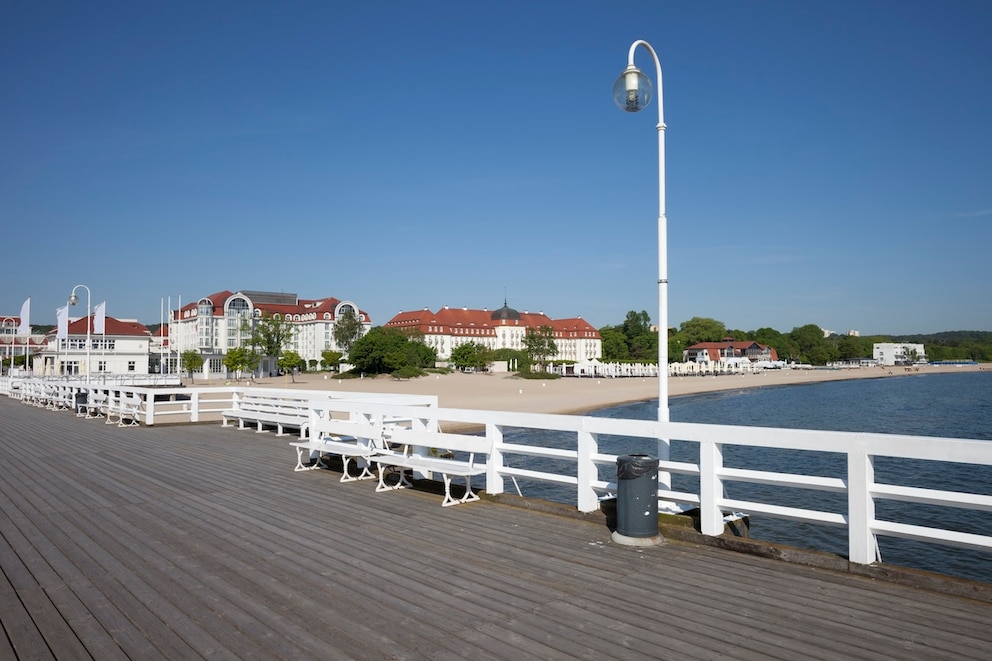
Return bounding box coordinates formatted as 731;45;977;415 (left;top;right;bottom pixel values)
385;307;600;339
685;340;778;361
46;316;152;337
175;291;368;323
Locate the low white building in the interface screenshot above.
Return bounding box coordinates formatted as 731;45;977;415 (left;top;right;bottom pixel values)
168;290;372;377
33;315;153;377
873;342;927;366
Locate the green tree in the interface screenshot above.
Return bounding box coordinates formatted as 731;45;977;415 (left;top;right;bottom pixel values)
349;327;437;374
402;336;438;371
251;313;295;362
277;350;306;382
751;327;796;362
630;331;658;362
492;347;529;372
677;317;727;346
523;325;558;372
223;346;259;379
599;326;629;361
181;350;204;376
835;335;872;361
321;349;343;371
667;334;683;365
450;341;493;371
622;310;652;340
333;308;364;358
785;324;841;365
600;310;660;362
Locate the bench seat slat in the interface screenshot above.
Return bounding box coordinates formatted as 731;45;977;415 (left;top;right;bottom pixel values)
371;454;484;477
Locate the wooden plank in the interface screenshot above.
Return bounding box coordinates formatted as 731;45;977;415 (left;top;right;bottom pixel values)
2;396;992;660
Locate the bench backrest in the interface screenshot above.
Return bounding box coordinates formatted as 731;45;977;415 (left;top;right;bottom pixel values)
387;428;492;458
312;417;384;443
239;394;309;413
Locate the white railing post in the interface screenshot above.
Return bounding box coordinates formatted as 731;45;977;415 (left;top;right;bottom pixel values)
847;443;877;565
576;429;599;513
145;390;155;425
190;391;200;423
486;423;505;496
421;411;436;432
699;440;725;536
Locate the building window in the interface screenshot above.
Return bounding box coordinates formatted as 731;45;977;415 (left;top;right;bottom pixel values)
128;361;136;372
98;361;106;373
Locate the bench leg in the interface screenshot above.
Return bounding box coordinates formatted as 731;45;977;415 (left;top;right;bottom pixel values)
340;456;376;483
293;446;311;471
440;474;481;507
293;447;331;472
375;464;412;493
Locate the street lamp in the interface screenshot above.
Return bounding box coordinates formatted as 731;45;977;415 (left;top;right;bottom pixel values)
613;39;673;498
69;284;92;382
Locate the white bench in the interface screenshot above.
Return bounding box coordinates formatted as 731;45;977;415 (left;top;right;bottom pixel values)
222;394;310;438
106;394;142;427
84;392;108;419
49;386;73;411
370;428;492;507
289;417;386;480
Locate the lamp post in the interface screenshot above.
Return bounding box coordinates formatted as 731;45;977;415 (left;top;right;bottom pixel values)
613;39;673;501
68;284;92;382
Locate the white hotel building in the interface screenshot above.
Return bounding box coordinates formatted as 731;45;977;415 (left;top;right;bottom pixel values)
168;290;372;377
872;342;927;366
384;302;602;362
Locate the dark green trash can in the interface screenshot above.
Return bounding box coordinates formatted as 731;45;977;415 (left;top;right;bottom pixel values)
616;454;659;538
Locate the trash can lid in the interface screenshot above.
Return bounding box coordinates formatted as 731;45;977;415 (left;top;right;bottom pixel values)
617;454;659;478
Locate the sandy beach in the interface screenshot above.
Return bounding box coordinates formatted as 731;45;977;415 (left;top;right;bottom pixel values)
238;363;988;417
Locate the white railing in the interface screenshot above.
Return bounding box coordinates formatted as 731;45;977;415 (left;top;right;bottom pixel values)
4;376;991;568
309;397;992;567
0;377;440;424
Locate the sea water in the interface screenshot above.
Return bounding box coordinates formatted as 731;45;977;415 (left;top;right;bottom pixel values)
508;370;992;583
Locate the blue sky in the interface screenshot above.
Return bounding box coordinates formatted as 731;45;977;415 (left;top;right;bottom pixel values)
2;1;990;336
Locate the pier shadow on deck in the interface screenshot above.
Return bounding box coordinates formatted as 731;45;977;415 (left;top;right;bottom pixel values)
2;397;990;660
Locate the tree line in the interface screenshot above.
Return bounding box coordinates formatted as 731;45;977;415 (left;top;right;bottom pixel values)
599;311;992;366
23;310;984;377
342;325;559;378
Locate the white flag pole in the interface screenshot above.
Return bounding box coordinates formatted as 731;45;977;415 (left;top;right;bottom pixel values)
18;297;30;374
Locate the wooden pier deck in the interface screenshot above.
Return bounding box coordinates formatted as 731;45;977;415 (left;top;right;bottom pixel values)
2;396;991;660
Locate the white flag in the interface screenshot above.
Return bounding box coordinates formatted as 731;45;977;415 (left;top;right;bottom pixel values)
56;306;69;340
17;297;30;335
94;301;106;335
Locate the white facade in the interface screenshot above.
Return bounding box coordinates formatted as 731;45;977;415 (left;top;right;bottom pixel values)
168;290;371;377
873;342;927;366
33;317;152;377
